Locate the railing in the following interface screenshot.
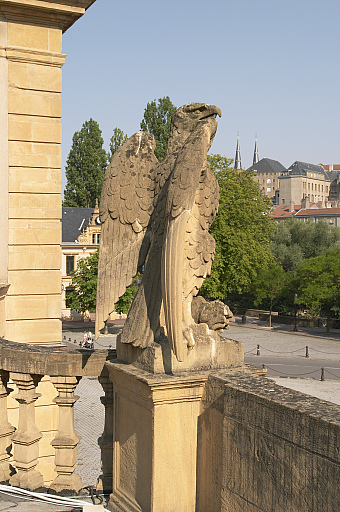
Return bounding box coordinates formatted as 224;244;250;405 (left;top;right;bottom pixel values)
0;339;116;493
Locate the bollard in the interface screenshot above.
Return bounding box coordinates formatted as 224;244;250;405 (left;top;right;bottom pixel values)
241;314;247;324
321;367;325;381
262;364;266;370
257;344;260;356
305;346;309;358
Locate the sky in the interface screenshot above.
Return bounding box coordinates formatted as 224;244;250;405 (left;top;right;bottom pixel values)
61;0;340;192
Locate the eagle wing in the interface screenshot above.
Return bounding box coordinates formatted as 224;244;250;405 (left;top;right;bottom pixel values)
95;132;158;338
162;120;218;361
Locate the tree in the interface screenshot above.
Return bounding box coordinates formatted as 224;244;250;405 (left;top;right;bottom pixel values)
272;218;340;271
107;127;128;162
63;119;108;208
200;155;274;299
67;251;99;314
67;250;139;319
140;96;176;161
294;247;340;331
251;262;287;327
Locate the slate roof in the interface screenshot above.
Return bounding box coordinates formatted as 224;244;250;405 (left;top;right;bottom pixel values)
247;157;286;174
62;207;93;244
286;161;330;178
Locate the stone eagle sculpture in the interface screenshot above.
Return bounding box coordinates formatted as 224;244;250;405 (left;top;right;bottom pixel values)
95;102;221;362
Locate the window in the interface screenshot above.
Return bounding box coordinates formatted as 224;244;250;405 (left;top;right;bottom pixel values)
267;178;271;184
66;256;75;276
266;187;271;192
92;233;100;244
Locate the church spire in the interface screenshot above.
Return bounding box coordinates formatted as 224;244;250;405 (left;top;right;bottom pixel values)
253;135;259;165
234;133;241;170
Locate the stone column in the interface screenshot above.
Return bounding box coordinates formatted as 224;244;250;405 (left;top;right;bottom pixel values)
0;0;97;344
50;376;82;492
97;371;113;494
0;370;15;482
9;372;43;490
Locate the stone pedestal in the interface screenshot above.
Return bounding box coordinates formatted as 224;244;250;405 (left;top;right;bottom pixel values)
116;324;244;374
106;361;210;512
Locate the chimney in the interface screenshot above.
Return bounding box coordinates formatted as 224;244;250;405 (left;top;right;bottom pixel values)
301;196;310;209
289;200;294;212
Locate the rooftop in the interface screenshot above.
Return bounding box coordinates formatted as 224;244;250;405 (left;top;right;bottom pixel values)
62;207;94;244
247;157;286;175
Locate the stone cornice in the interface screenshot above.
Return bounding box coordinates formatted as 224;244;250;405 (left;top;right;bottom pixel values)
0;0;96;32
0;44;66;65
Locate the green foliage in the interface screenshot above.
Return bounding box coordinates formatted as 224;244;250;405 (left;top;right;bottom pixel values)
140;96;176;161
201;155;274;299
294;247;340;319
272;219;340;271
114;278;139;314
67;250;138;315
251;262;287;325
67;251;99;314
108;127;128;162
63;119;108;208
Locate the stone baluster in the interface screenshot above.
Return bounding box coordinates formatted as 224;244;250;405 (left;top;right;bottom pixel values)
50;376;82;492
9;372;43;490
97;370;114;494
0;370;15;482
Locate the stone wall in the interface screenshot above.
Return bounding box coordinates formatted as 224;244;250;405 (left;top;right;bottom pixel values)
197;370;340;512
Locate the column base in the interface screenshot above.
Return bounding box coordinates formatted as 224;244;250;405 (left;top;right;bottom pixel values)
0;461;11;483
10;468;43;490
50;473;82;492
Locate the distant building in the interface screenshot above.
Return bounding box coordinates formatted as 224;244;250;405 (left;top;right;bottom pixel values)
270;200;340;226
247;157;286;201
279;161;332;206
320;164;340;202
234;136;242;170
61;203;101;317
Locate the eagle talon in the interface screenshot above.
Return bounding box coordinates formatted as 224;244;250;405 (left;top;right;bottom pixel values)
183;328;195;350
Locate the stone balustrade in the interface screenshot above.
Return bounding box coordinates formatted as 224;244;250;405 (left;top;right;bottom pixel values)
0;339;115;492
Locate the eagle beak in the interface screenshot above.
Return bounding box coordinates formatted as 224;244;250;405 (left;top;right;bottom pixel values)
200;105;222;120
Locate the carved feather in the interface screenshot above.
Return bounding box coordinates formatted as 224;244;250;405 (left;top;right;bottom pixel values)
95;132;158;338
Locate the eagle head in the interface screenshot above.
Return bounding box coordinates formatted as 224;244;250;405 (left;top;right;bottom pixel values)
167;102;221;155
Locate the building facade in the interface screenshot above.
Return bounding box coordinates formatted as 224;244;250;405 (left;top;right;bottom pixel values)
61;204;101;318
279;161;332;206
248;157;287;201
